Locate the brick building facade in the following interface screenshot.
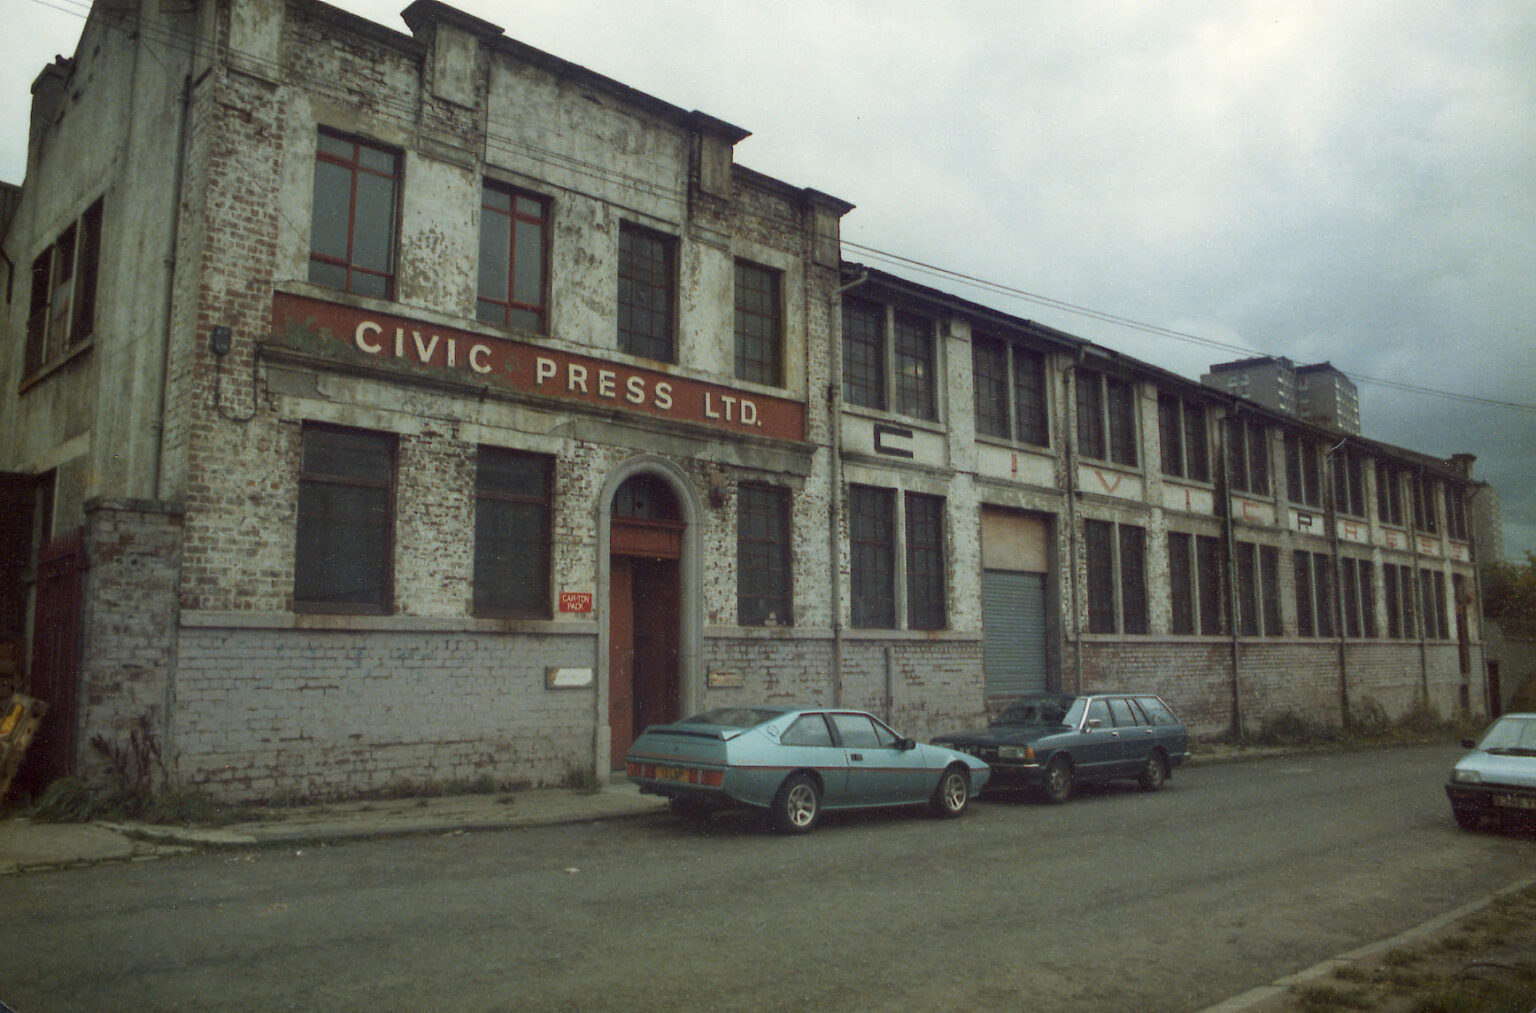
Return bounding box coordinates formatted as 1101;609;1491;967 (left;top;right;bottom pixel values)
1;0;1488;801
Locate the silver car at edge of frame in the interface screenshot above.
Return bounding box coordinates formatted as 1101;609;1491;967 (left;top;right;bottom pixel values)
1445;712;1536;832
625;706;991;834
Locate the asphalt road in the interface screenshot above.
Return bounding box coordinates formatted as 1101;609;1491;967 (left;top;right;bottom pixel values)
2;744;1532;1012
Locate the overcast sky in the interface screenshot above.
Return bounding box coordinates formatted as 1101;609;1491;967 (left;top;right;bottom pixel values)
5;0;1534;558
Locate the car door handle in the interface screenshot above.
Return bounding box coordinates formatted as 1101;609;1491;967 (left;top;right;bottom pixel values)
850;753;864;761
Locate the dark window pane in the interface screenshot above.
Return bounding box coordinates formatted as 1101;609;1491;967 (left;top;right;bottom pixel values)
905;493;946;630
1169;532;1193;634
734;261;782;386
478;206;511;305
294;426;394;610
1014;348;1049;445
618;223;675;361
1107;378;1137;466
850;486;895;628
310;130;399;298
973;338;1009;439
1260;546;1282;636
737;484;792;626
1077;373;1106;461
893;312;935;420
1085;520;1115;633
1160;396;1183;477
1184;404;1209;482
1237;542;1259;636
1119;525;1146;633
1294;551;1315;637
1196;536;1223;635
1247;422;1269;496
842;299;884;409
1314;555;1333;638
474;448;551;617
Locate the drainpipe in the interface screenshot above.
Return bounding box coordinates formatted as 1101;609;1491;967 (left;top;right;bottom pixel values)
1064;359;1083;693
1409;468;1430;706
826;269;867;708
152;67;201;498
1218;405;1243;738
1466;483;1491;714
1324;440;1351;729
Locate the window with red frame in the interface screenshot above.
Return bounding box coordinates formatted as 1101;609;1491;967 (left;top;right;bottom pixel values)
477;182;548;332
309;129;399;299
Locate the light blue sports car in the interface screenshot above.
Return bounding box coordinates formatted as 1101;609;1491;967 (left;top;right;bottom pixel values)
625;706;990;833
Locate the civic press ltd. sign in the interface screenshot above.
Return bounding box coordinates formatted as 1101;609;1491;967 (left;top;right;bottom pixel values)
270;293;805;441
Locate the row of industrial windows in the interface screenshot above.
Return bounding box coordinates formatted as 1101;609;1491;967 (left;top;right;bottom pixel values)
307;127;785;385
292;423;1464;642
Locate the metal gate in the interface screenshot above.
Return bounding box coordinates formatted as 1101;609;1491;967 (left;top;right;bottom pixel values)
25;529;86;788
982;569;1047;697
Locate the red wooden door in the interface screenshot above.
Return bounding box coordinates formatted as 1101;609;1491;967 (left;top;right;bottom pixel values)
608;558;636;766
23;530;86;791
631;558;679;736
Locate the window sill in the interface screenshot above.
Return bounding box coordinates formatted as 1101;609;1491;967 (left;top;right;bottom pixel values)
181;610;595;634
17;339;94;394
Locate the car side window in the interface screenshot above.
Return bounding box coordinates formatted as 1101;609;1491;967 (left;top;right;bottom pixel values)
1137;697;1178;726
1085;699;1111;729
780;714;835;747
1108;698;1140;727
870;719;899;748
831;713;881;749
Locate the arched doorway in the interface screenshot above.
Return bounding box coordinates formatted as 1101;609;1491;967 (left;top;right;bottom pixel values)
608;473;684;767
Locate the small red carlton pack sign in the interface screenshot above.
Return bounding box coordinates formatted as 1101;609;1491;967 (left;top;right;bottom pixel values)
558;592;593;614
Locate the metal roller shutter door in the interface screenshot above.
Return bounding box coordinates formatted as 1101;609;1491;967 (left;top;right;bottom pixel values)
982;569;1047;697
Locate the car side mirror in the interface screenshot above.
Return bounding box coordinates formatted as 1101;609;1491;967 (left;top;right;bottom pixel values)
897;737;917;751
1086;718;1103;730
1461;739;1476;749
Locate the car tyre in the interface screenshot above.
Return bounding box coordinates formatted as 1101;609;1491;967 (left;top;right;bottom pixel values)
1042;756;1074;804
929;766;970;818
1138;751;1168;792
771;773;821;834
1451;805;1481;831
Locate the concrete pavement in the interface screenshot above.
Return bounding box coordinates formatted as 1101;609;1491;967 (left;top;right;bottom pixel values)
0;783;667;874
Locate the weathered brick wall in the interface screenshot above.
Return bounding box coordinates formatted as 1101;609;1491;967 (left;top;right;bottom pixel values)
75;500;185;786
1074;640;1237;735
837;638;987;739
173;627;597;800
702;634;834;708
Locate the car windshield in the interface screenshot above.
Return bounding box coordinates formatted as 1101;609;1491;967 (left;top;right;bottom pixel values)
1477;716;1536;756
992;696;1083;728
680;708;787;730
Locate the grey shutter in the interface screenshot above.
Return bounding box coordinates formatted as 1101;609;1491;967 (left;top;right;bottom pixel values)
982;570;1047;696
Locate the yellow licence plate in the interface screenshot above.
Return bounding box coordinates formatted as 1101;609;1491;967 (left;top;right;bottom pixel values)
655;765;688;782
1494;793;1536;810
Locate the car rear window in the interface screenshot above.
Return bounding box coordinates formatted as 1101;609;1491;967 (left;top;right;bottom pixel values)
1135;697;1181;726
681;708;785;730
995;696;1078;726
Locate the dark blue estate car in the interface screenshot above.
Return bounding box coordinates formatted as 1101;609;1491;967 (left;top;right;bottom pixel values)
933;693;1190;803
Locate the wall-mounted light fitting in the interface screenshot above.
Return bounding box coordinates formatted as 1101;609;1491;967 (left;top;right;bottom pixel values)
210;325;232;357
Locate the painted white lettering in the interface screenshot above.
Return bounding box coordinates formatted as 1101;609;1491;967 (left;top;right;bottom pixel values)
720;395;738;421
625;376;646;404
446;338;457;368
355;321;383;355
740;400;758;426
598;370;617;399
469;344;492;374
704;391;720;420
412;330;439;363
568;365;589;393
394;328;405;358
654;382;673;411
536;357;557;386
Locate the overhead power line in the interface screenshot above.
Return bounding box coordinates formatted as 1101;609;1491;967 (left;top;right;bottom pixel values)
22;0;1536;417
845;242;1536;415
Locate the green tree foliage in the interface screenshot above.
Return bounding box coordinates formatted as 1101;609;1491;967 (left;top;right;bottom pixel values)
1482;551;1536;638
